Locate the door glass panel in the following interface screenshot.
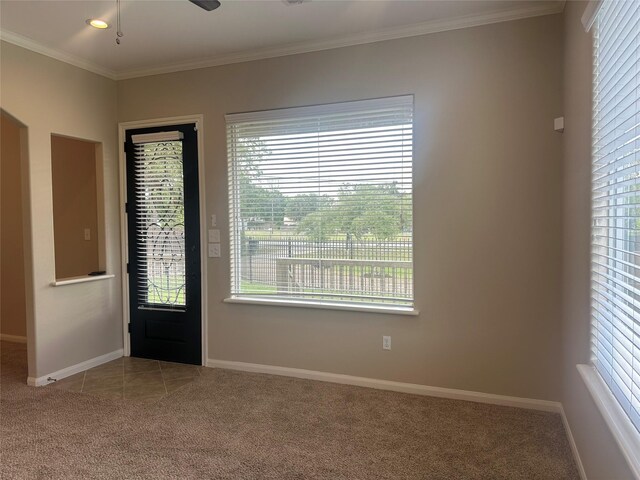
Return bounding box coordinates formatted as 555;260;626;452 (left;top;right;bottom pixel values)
134;141;186;307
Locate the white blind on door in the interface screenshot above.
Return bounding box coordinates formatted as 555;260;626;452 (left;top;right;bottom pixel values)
591;0;640;432
133;140;186;307
226;96;414;307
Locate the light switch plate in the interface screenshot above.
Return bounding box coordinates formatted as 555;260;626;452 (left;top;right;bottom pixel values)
208;243;220;258
211;214;217;227
84;228;91;241
208;229;220;243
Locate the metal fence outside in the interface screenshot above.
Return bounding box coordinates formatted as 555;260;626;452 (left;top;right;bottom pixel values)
240;235;413;303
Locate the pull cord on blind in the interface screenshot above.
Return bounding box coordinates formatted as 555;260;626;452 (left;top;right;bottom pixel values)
591;0;640;433
226;96;414;308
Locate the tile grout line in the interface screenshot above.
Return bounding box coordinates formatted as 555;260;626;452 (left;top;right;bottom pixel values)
159;362;168;396
65;358;199;400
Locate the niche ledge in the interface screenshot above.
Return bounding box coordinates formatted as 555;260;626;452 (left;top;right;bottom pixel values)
51;274;114;287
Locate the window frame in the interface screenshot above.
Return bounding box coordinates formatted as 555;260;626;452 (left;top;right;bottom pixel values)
582;1;640;477
224;96;417;314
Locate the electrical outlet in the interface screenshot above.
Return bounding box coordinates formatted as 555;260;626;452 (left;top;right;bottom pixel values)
211;214;217;227
383;336;391;350
84;228;91;241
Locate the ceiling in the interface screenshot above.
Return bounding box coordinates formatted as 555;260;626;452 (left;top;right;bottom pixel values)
0;0;564;80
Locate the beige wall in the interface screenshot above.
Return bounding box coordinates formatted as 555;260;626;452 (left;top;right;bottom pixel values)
560;2;635;479
1;7;635;473
119;14;564;400
0;42;122;379
1;112;27;337
50;135;100;279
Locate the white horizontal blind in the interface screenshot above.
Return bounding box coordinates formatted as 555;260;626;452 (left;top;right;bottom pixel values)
226;96;414;307
592;0;640;432
134;140;186;307
131;131;183;144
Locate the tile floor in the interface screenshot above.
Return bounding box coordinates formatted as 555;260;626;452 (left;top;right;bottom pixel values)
48;356;202;402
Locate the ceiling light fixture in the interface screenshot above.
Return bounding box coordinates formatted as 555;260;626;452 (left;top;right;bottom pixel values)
86;19;110;29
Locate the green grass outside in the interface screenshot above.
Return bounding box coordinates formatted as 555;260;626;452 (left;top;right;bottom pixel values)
244;230;411;242
241;280;277;294
273;249;411;262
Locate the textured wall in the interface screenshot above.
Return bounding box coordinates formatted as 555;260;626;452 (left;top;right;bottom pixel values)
119;14;564;401
0;42;122;378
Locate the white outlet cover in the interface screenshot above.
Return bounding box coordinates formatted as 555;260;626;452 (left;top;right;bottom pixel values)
208;243;221;258
554;116;564;132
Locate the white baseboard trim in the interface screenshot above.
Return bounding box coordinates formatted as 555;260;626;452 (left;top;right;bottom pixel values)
1;334;27;344
560;405;588;480
27;349;123;387
206;358;562;413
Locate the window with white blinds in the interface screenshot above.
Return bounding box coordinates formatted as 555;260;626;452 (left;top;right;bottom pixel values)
591;0;640;433
226;96;414;308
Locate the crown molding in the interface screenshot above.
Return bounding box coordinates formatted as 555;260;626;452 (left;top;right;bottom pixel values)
581;0;602;32
0;29;118;80
1;1;564;82
115;2;565;80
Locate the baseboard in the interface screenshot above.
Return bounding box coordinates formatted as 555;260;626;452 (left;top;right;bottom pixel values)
27;349;123;387
206;358;562;413
560;405;588;480
1;334;27;344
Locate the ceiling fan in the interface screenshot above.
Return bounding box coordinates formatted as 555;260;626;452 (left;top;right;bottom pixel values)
115;0;303;45
188;0;221;11
114;0;220;44
187;0;306;11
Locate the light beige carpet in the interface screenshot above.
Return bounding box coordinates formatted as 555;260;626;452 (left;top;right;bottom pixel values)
1;341;579;479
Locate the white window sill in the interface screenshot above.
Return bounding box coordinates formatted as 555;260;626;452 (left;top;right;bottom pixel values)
223;296;419;316
51;274;115;287
577;364;640;479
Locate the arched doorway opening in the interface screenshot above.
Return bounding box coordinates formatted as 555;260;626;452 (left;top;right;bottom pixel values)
1;109;33;382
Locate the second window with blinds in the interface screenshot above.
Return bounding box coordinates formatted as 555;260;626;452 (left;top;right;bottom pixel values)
226;96;414;310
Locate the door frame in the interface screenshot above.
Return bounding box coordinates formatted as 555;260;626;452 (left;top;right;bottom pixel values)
118;115;207;365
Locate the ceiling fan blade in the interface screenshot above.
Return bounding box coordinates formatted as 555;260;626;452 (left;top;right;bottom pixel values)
188;0;221;11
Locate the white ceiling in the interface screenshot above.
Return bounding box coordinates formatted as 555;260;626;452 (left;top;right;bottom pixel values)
0;0;564;79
